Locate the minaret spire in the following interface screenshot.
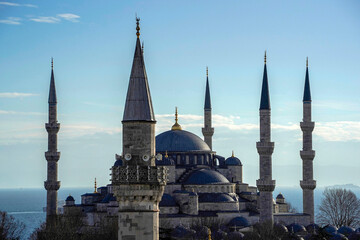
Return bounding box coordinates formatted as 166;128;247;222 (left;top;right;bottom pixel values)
256;52;275;223
112;19;167;240
300;57;316;223
260;51;270;110
44;58;61;227
202;67;214;150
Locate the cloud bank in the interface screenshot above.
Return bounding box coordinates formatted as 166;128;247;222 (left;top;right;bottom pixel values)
0;92;39;98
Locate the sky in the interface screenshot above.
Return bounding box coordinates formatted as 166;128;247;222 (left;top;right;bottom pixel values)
0;0;359;189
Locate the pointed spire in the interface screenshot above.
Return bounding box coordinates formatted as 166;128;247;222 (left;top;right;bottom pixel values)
260;51;270;110
204;67;211;110
48;58;57;104
123;18;155;122
303;57;311;102
171;107;182;130
232;150;234;157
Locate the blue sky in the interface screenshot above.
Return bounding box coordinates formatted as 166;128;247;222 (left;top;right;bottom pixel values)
0;0;359;189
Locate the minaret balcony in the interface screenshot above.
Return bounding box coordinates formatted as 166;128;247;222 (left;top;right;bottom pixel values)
256;179;276;192
45;151;61;161
111;165;168;185
44;180;61;191
300;122;314;131
300;150;315;160
202;127;214;136
300;180;316;190
45;123;60;132
256;142;274;155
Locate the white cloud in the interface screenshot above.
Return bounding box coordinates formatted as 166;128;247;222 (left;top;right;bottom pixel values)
0;110;44;115
0;17;21;25
314;121;360;142
0;2;37;7
57;13;80;22
0;92;38;98
30;16;60;23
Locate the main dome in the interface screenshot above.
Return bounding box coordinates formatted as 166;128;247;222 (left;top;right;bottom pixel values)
156;130;211;152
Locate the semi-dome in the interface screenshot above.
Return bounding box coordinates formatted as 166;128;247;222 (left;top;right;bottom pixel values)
159;194;177;207
338;226;355;235
227;216;250;228
183;168;230;185
113;159;123;167
198;193;236;203
287;223;306;233
156;130;211;152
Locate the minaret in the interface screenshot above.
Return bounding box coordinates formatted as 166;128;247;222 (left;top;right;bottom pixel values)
111;18;167;240
44;58;61;226
300;57;316;223
202;67;214;149
256;52;276;223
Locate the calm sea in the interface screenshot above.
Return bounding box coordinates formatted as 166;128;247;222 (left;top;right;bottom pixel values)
0;186;359;240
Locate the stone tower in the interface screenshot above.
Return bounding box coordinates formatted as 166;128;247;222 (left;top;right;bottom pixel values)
111;18;167;240
256;52;276;223
300;57;316;223
202;67;214;150
44;58;61;226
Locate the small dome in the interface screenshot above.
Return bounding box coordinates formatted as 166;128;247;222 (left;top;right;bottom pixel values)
274;223;288;234
276;193;285;199
225;157;242;166
330;233;347;240
156;130;211;152
325;225;338;234
198;193;236;203
171;225;193;238
159;194;177;207
306;223;320;234
183;168;230;185
338;226;355;235
66;195;75;202
287;223;306;233
227;217;250;229
113;159;123;167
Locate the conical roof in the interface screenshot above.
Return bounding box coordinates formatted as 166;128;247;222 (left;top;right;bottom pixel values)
48;59;57;104
204;68;211;110
260;55;270;110
122;28;155;122
303;59;311;102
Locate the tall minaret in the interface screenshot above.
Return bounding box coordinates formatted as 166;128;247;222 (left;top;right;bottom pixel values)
44;58;61;226
300;57;316;223
256;52;276;223
112;18;167;240
202;67;214;149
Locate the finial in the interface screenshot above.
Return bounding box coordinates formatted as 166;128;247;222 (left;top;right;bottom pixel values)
206;66;208;77
306;57;308;68
136;16;140;38
264;51;267;64
165;151;168;158
232;150;234;157
94;178;97;193
208;228;212;240
171;107;182;130
51;58;53;69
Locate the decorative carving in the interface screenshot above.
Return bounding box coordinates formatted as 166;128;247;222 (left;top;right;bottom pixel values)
112;165;168;185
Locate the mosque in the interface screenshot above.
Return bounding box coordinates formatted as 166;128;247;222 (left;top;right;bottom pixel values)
44;19;316;239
